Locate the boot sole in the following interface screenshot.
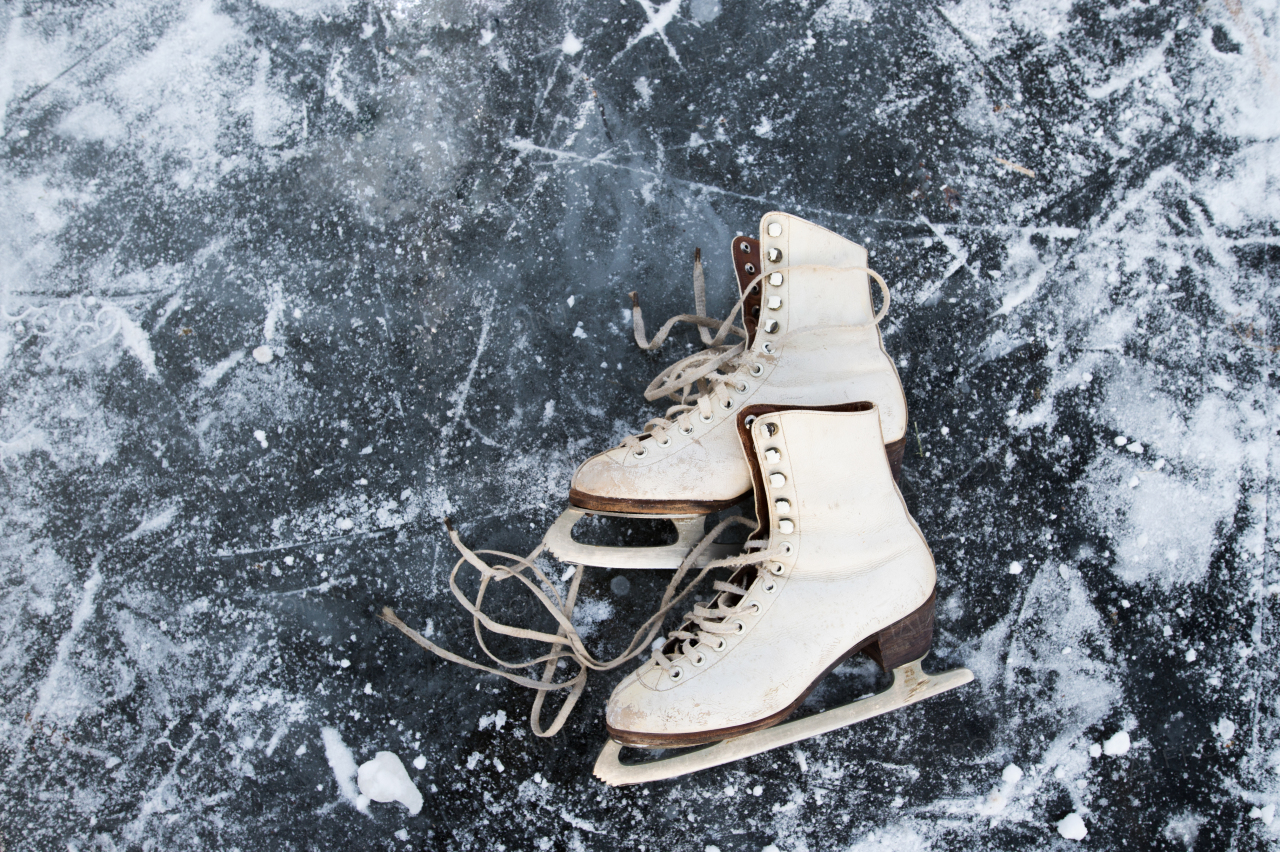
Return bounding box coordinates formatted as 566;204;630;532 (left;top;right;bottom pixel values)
607;587;935;749
571;436;906;515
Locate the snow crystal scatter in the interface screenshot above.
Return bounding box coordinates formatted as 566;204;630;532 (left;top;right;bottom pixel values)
356;752;423;816
478;709;508;731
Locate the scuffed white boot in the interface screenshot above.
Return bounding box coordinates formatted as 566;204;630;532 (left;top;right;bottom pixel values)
547;212;908;570
604;403;941;749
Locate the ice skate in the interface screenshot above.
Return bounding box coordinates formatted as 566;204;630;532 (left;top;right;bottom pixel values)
546;212;908;572
592;403;973;785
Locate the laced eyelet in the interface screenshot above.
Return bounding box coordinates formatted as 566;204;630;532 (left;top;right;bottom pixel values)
770;563;785;575
699;412;714;423
747;601;761;614
762;342;776;354
761;319;779;334
781;542;794;555
670;667;684;680
713;638;727;651
720;398;734;410
633;447;648;458
692;653;706;667
733;620;746;634
658;436;671;447
735;381;749;394
680;423;695;435
750;364;765;377
763;581;777;593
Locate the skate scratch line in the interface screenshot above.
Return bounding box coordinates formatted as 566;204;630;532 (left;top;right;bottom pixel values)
214;529;389;558
8;563;104;774
512;138;1080;238
439;301;494;455
608;0;684;68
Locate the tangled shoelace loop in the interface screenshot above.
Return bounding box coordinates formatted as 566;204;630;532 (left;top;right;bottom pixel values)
380;516;764;736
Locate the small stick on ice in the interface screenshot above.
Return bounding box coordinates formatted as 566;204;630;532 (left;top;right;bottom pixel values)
994;157;1036;177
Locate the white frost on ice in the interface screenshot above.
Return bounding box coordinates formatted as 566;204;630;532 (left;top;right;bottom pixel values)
356;751;423;815
199;350;247;389
320;727;364;810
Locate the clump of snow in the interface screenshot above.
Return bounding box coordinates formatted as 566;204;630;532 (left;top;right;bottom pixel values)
252;345;274;364
1213;718;1237;742
1007;561;1023;575
1057;812;1088;840
561;33;583;55
479;709;508;731
357;751;423;815
1103;731;1131;756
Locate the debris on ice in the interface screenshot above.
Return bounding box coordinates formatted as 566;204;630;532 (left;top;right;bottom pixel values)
1057;812;1088;840
357;751;423;815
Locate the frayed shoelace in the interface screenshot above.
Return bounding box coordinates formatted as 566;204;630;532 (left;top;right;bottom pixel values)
382;516;776;736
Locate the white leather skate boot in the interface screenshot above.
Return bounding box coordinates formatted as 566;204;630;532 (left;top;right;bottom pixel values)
546;212;908;570
592;403;973;784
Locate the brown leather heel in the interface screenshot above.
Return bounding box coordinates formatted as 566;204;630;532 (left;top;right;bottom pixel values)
885;436;906;483
863;589;935;673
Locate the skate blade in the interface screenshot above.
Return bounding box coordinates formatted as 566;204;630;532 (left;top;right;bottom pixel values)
544;507;734;570
592;656;973;786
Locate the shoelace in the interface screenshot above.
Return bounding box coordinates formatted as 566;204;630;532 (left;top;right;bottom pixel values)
623;256;890;451
651;539;786;677
381;516;768;736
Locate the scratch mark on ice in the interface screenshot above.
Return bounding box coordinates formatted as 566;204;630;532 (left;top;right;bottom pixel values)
439;302;494;455
609;0;684;68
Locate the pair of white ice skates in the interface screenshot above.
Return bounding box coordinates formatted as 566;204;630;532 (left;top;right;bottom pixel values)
385;213;971;785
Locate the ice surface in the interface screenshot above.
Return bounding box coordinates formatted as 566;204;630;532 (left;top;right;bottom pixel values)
2;0;1278;847
356;751;423;815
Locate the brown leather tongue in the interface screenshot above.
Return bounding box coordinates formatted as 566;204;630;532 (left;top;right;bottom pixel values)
731;236;762;343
